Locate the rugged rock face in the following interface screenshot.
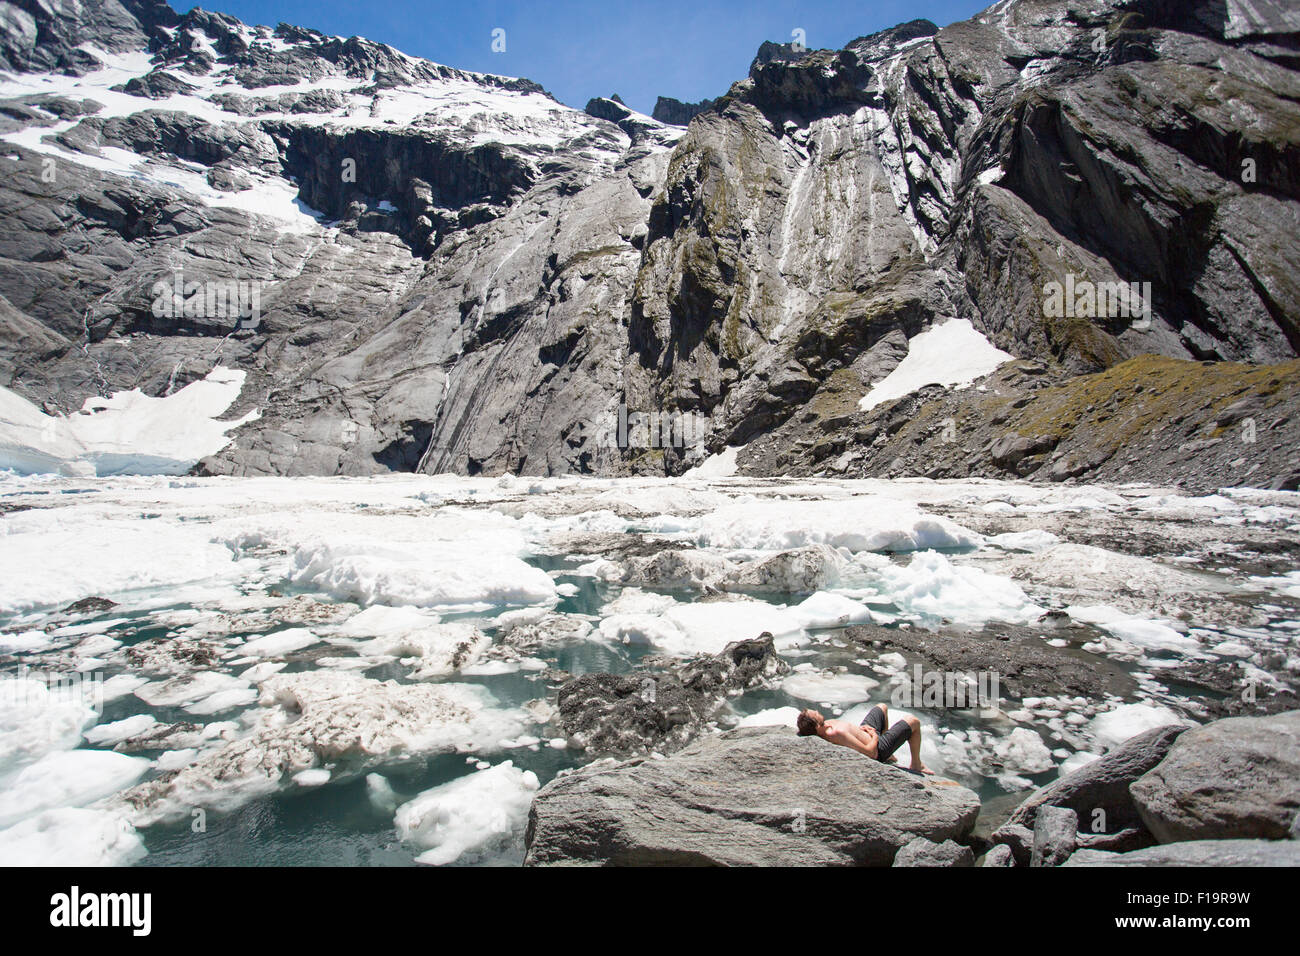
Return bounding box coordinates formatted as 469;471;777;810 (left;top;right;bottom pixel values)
1007;723;1186;832
1129;710;1300;842
523;726;982;866
651;95;719;126
554;634;789;756
2;0;1300;485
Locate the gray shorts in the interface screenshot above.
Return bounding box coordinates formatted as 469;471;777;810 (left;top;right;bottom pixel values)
861;706;912;762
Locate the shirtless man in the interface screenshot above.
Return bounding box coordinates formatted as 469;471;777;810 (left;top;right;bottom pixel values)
796;703;933;774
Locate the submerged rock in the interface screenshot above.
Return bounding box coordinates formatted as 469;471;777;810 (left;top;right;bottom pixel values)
524;726;980;866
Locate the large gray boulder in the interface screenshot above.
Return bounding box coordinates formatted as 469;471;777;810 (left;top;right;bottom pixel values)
1130;711;1300;843
1008;723;1187;833
1064;840;1300;867
524;726;981;866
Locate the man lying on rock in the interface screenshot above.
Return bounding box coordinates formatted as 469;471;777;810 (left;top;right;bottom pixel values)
796;703;933;774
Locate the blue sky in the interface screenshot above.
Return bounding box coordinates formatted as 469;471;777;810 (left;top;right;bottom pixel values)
209;1;990;115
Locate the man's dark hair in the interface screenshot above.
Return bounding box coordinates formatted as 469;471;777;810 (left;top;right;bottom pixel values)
796;710;821;736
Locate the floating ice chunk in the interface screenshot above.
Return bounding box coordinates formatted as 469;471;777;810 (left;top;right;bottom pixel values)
0;630;52;653
283;526;556;609
366;773;398;813
135;671;253;710
654;601;803;656
100;674;149;703
735;706;802;728
0;510;250;615
696;498;982;553
1086;703;1189;752
112;672;526;826
155;749;198;772
238;661;288;682
0;807;146;866
858;319;1012;412
866;551;1043;626
598;613;687;648
240;628;319;658
788;592;874;629
394;761;539;866
83;714;159;747
986;530;1060;553
339;606;488;677
1057;751;1100;778
1209;640;1253;657
573;558;624;581
1247;571;1300;599
183;685;259;716
782;670;878;706
0;749;150;827
0;676;99;774
1066;605;1202;656
293;768;331;787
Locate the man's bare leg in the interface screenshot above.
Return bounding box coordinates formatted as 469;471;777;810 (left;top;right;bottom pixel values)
903;715;933;774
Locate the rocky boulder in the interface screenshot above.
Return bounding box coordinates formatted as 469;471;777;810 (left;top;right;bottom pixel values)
1064;840;1300;867
1008;723;1187;833
1130;711;1300;843
555;634;789;756
524;726;980;866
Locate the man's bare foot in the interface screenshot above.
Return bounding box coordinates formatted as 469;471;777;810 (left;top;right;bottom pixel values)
911;762;934;775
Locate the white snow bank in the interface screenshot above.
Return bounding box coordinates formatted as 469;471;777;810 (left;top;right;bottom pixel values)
695;497;982;553
395;761;539;866
682;445;744;478
0;367;257;476
861;551;1043;626
858;319;1012;412
221;510;557;610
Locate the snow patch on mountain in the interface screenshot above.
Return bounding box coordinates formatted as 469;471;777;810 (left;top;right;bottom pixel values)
0;366;256;477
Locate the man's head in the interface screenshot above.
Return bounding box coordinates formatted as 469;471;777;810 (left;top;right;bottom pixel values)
796;709;825;737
